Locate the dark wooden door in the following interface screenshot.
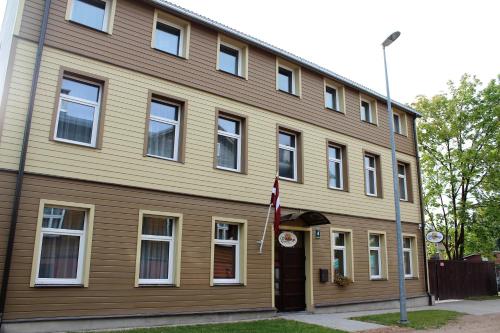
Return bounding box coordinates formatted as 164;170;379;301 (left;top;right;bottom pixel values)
275;231;306;311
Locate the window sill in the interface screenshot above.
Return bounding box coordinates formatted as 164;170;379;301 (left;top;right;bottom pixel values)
405;276;419;280
68;19;109;35
137;284;177;287
34;284;84;288
325;107;345;114
53;138;99;150
212;283;245;287
365;193;383;199
395;132;408;138
328;186;347;192
215;166;245;175
277;89;300;98
369;278;388;281
361;120;378;127
217;69;246;80
145;154;183;164
152;47;187;60
279;176;302;184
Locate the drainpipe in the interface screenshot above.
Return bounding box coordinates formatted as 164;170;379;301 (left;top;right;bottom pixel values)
0;0;52;328
412;117;433;305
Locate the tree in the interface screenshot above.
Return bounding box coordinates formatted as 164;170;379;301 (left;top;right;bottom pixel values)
414;74;499;260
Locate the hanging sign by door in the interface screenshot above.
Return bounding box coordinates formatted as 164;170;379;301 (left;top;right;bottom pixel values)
426;231;444;243
278;231;298;247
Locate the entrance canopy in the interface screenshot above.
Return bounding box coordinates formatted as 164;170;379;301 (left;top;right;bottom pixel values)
280;211;330;226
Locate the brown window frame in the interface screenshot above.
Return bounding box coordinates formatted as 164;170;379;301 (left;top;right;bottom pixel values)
277;125;304;183
326;140;349;191
362;151;383;198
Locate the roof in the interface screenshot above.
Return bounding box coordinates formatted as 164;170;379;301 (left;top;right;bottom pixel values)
150;0;420;117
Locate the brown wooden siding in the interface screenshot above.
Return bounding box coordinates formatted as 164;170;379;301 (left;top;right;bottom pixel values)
0;171;16;295
0;170;425;320
18;0;416;156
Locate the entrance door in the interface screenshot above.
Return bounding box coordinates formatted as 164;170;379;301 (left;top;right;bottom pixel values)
275;231;306;311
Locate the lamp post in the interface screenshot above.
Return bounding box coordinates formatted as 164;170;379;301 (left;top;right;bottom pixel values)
382;31;408;324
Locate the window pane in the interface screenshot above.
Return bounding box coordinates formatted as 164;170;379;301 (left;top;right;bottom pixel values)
365;155;375;168
399;176;407;200
57;100;95;144
369;234;380;247
326;87;337;109
394;114;401;133
214;244;236;279
329;146;340;160
369;250;380;276
368;170;376;194
334;232;345;246
404;251;412;275
151;100;178;121
278;67;292;92
38;234;80;279
329;160;341;188
71;0;106;31
147;120;175;159
279;132;295;147
361;101;371;121
403;237;411;249
43;207;85;230
155;22;181;55
217;135;238;169
219;45;239;75
398;164;405;175
140;239;170;280
142;216;173;236
61;78;100;102
279;148;295;179
218;117;239;134
215;223;238;240
334;249;345;276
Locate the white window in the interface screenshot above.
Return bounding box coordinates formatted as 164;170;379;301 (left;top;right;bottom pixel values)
279;131;297;181
35;207;88;285
360;99;376;124
278;66;295;94
364;154;377;196
147;98;180;161
55;76;102;147
328;145;343;190
398;163;408;201
325;86;339;111
217;116;241;171
154;19;184;56
213;223;240;284
332;232;347;277
138;215;175;285
218;42;242;76
393;113;402;134
68;0;112;32
403;237;414;278
369;234;382;279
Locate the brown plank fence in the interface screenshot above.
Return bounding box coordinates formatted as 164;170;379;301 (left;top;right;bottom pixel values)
428;260;497;300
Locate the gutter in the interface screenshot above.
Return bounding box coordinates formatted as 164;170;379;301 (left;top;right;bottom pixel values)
0;0;52;328
412;117;433;305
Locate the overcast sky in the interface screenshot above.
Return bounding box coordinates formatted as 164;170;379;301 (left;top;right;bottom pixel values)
1;0;498;105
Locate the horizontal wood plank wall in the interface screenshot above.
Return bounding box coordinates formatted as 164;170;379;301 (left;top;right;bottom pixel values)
313;216;426;306
18;0;416;156
0;40;421;222
3;172;273;320
0;172;16;294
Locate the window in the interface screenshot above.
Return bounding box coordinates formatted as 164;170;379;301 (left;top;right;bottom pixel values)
328;145;343;190
211;217;247;285
219;44;240;76
54;75;102;147
278;67;294;94
146;98;181;161
31;200;95;287
276;58;301;96
279;131;297;181
66;0;115;32
369;233;382;279
152;10;190;58
403;237;413;278
217;116;241;171
364;154;378;196
393;113;401;134
360;98;377;124
325;86;339;111
398;163;408;201
332;230;353;280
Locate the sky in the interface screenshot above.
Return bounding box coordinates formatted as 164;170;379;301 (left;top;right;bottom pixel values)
0;0;498;105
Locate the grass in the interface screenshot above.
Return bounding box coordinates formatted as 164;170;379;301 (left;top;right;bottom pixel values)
352;310;462;330
92;319;346;333
466;294;500;301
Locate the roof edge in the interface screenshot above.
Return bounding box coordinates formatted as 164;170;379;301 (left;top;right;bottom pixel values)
150;0;421;117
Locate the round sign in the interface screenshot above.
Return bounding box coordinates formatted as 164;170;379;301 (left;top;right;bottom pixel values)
278;231;298;247
426;231;444;243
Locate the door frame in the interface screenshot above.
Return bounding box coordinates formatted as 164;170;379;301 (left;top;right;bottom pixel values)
272;225;314;311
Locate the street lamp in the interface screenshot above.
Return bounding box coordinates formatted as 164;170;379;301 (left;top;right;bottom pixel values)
382;31;408;324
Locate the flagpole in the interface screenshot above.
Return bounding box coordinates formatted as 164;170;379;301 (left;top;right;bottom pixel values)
258;171;279;254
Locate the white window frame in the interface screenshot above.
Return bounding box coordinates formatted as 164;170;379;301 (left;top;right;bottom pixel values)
325;85;340;111
35;207;88;286
403;237;414;278
398;163;408;201
213;222;241;285
54;76;102;147
393;113;402;134
364;154;377;196
68;0;112;32
278;65;296;95
154;18;185;57
147;99;181;161
360;99;373;123
332;232;347;277
328;145;343;190
279;130;298;181
138;216;176;285
218;41;242;76
216;116;241;172
369;234;382;280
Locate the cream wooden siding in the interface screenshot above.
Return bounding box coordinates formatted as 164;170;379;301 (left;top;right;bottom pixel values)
0;40;421;223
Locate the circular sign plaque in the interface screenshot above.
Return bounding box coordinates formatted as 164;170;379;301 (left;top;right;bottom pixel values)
426;231;444;243
278;231;298;247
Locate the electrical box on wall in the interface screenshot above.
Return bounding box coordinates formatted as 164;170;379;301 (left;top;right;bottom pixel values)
319;268;328;283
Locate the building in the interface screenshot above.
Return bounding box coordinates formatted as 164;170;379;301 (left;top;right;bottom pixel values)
0;0;429;332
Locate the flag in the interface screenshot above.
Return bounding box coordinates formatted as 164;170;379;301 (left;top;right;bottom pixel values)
271;177;281;236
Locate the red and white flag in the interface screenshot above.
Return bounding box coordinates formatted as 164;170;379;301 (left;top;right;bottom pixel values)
271;177;281;235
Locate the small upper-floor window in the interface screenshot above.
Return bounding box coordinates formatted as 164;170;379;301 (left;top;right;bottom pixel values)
279;131;297;181
364;154;378;196
393;113;402;134
155;21;183;56
219;44;240;76
328;145;343;190
55;75;102;147
147;98;181;161
276;59;301;96
67;0;114;32
217;116;241;171
325;86;339;111
278;67;294;94
360;97;377;124
393;111;407;135
398;163;408;201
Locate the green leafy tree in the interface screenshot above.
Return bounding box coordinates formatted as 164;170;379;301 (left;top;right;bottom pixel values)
414;74;499;260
